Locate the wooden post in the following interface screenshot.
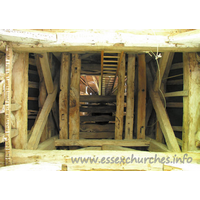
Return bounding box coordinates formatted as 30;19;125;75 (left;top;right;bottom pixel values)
137;54;146;139
12;53;28;149
69;54;81;140
115;54;125;140
125;54;135;139
182;53;200;151
59;53;70;139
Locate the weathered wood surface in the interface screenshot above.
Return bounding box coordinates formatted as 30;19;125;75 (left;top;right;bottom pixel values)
166;102;183;108
102;145;139;151
146;137;170;152
80;124;115;132
147;68;181;152
80;95;116;103
79;132;114;139
75;147;102;150
12;53;28;149
27;72;59;150
164;91;188;97
39;53;54;94
115;54;125;140
0;104;21;113
37;135;58;150
182;53;200;151
59;53;70;139
80;115;115;122
55;139;150;147
167;79;183;85
125;54;135;139
0;129;18;143
137;54;146;139
80;105;116;113
69;54;81;140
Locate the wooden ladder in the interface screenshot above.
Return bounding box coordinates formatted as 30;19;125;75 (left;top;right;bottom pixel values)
101;51;124;95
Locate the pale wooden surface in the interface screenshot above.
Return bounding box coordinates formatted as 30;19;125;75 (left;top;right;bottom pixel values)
0;129;18;143
146;137;170;152
125;54;135;139
37;135;58;150
59;53;70;139
12;53;28;149
69;54;81;140
115;54;125;139
137;54;146;139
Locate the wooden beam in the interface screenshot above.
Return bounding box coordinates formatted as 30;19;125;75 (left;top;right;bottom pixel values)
37;135;58;150
167;79;183;85
172;126;182;132
75;147;102;150
176;137;183;147
125;54;135;139
69;54;81;140
80;105;116;113
28;81;39;89
171;63;183;70
0;104;21;114
55;139;150;147
164;91;188;97
26;72;59;150
137;54;146;139
80;115;115;122
0;129;18;143
146;137;170;152
182;53;200;151
29;58;36;66
147;68;181;152
39;53;54;94
166;102;183;108
80;95;116;103
115;54;125;139
92;76;99;93
79;132;114;139
12;53;29;149
59;53;70;139
102;145;139;151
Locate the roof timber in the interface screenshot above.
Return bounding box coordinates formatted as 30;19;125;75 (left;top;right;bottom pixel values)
0;29;200;52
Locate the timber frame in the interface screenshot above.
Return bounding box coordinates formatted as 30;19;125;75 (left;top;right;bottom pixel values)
0;29;200;171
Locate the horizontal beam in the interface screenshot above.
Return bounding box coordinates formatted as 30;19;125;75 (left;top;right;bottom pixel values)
80;105;116;113
166;102;183;108
80;115;115;122
55;139;150;147
164;91;188;97
102;145;140;151
171;63;183;70
172;126;182;132
0;129;18;143
0;104;21;114
80;95;116;103
79;132;114;139
28;81;39;89
37;135;58;150
167;79;183;85
1;30;200;52
80;124;115;132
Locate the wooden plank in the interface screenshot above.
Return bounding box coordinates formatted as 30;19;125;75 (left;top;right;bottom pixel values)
80;115;115;122
147;68;181;152
171;63;183;70
55;139;150;147
176;137;183;147
80;95;116;103
182;53;200;151
102;145;140;151
69;54;81;140
155;122;164;143
166;102;183;108
80;105;116;113
137;54;146;139
0;103;21;114
92;76;99;93
28;81;39;89
79;132;114;139
59;53;70;139
75;147;102;150
125;54;135;139
167;79;183;85
28;70;38;75
39;53;54;94
12;53;29;149
0;129;18;143
26;72;59;150
29;58;36;66
172;126;182;132
164;91;188;97
115;54;125;139
147;137;170;152
37;135;58;150
28;97;38;101
80;124;115;132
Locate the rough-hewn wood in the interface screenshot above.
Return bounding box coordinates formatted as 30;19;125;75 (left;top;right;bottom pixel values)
37;135;58;150
0;129;18;143
164;91;188;97
166;102;183;108
147;137;170;152
125;54;135;139
115;54;125;140
137;54;146;139
172;126;182;132
27;72;59;150
147;68;181;152
39;53;54;94
28;81;39;89
80;105;116;113
0;112;16;129
12;53;28;149
59;53;70;139
80;115;115;122
80;124;115;132
167;79;183;85
55;139;150;147
79;132;114;139
102;145;139;151
80;95;116;103
182;53;200;151
69;54;81;140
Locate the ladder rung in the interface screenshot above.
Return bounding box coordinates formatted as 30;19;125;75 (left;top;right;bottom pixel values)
103;64;118;67
103;60;118;63
103;56;120;58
